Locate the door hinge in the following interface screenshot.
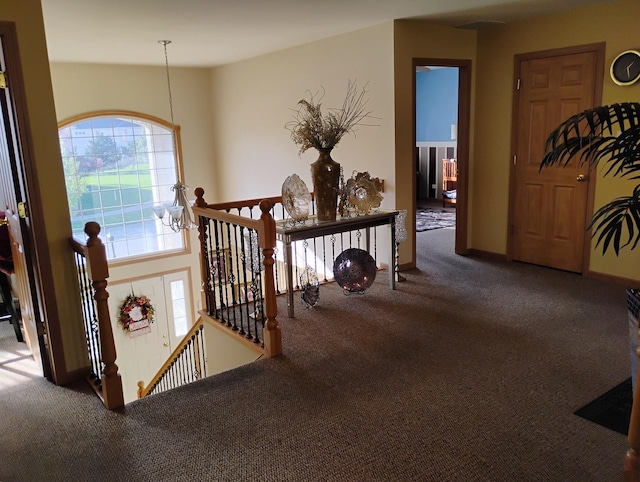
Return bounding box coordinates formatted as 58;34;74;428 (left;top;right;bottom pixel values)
17;202;26;219
0;72;6;89
513;155;517;165
516;78;521;90
510;225;515;235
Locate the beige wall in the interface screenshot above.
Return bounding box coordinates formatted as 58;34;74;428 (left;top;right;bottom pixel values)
0;0;87;378
474;0;640;280
394;21;477;266
209;22;396;204
209;22;397;263
50;62;218;312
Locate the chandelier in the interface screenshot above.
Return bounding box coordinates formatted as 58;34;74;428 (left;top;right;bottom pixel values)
152;40;196;232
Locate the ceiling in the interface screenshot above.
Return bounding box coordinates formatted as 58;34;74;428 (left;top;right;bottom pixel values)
40;0;613;68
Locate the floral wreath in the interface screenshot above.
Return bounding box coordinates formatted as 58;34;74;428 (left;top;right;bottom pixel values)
118;294;155;333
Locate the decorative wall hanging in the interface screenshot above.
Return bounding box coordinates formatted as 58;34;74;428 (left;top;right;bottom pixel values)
118;294;155;338
333;248;377;294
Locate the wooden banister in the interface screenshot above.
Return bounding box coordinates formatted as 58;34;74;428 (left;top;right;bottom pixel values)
137;319;206;399
258;200;282;357
69;222;124;410
193;187;282;358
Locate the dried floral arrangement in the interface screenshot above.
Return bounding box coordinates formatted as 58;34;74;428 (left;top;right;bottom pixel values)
286;80;377;154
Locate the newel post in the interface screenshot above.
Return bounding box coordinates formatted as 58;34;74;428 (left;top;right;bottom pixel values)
194;187;213;315
625;353;640;480
84;222;124;410
258;200;282;357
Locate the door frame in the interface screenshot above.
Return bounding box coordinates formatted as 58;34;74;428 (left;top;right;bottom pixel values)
507;43;605;273
0;22;66;381
412;58;471;255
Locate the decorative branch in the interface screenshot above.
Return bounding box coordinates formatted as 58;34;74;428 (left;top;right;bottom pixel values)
285;80;378;155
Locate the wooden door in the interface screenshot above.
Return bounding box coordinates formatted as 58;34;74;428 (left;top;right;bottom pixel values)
0;35;48;377
511;46;602;272
108;278;172;403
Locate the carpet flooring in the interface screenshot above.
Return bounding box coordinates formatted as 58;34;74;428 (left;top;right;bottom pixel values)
416;208;456;231
0;228;633;481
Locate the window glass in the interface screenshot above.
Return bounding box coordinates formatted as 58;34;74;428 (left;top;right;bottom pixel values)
59;113;184;260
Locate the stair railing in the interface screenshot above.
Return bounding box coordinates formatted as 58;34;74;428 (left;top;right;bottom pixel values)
192;188;282;358
68;221;124;410
137;319;207;398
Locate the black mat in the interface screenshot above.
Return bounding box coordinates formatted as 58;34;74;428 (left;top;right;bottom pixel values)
574;378;633;435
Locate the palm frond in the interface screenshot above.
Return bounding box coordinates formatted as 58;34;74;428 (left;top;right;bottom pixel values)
589;185;640;255
541;102;640;178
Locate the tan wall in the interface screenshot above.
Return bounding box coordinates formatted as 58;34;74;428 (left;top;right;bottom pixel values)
0;0;88;378
50;62;218;312
474;0;640;280
209;22;397;263
210;22;395;205
393;21;477;266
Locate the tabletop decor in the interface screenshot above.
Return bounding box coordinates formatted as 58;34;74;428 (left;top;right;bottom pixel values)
344;171;383;215
333;248;377;294
118;294;155;338
300;266;320;308
282;173;311;222
286;81;375;221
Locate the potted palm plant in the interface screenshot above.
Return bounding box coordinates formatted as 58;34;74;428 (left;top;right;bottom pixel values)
542;103;640;478
541;102;640;255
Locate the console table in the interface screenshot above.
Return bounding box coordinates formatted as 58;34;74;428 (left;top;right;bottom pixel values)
275;210;398;318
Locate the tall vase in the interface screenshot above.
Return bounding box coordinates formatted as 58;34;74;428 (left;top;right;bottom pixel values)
310;148;340;221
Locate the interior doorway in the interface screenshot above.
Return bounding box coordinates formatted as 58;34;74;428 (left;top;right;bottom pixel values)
412;58;471;255
0;23;50;380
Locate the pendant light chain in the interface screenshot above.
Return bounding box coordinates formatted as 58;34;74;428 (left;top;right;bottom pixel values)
159;39;179;174
152;39;196;232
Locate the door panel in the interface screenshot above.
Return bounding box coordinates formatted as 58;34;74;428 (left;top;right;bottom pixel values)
512;50;599;272
0;35;47;376
108;278;172;403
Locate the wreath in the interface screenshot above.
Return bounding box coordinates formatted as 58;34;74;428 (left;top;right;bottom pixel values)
118;294;155;333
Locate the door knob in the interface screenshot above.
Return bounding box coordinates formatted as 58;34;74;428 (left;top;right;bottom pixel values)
576;174;586;182
163;342;169;347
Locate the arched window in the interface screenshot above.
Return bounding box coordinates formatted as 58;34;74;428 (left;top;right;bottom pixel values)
59;111;186;261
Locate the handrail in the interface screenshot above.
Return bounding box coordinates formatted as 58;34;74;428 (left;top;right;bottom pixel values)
68;222;124;410
193;187;282;358
137;318;206;398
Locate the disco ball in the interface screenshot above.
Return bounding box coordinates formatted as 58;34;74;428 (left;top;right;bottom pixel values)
332;248;377;294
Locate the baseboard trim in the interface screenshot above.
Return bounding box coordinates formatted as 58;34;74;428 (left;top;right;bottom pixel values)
467;248;508;262
585;270;640;287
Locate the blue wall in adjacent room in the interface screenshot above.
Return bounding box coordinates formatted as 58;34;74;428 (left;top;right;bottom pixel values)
416;68;459;142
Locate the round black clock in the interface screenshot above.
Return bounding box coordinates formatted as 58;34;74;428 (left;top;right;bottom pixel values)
610;50;640;86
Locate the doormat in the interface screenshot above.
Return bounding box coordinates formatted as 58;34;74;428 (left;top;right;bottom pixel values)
416;209;456;232
574;378;632;435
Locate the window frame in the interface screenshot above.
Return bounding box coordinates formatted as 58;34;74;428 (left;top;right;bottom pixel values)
58;110;191;265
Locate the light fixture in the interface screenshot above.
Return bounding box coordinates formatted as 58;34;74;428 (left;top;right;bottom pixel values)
153;39;196;232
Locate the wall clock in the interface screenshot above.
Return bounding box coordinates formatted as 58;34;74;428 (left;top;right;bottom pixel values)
610;50;640;86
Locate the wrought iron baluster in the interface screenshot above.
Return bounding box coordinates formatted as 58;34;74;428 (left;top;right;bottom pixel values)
224;218;238;331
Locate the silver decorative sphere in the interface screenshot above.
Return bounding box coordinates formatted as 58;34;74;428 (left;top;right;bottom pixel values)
333;248;377;294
